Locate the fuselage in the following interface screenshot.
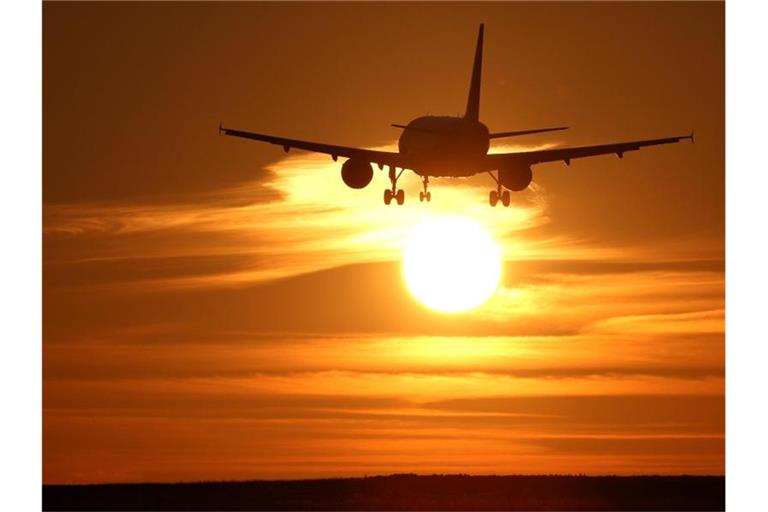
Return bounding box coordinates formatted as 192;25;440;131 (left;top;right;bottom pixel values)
398;116;490;177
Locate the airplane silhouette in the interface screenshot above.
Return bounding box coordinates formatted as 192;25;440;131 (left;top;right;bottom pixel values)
220;24;693;207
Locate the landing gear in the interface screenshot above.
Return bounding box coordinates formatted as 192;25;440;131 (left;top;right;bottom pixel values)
501;189;510;207
419;176;432;203
384;165;406;205
487;171;511;208
384;189;404;205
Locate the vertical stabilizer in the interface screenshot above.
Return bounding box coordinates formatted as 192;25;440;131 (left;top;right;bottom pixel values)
464;24;484;121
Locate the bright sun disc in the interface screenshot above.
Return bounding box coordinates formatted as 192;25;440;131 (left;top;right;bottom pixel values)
403;217;502;313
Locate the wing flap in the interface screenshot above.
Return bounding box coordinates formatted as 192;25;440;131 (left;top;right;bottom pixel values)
487;132;694;168
220;125;411;169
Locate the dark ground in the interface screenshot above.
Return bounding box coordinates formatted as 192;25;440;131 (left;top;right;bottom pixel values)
43;474;725;511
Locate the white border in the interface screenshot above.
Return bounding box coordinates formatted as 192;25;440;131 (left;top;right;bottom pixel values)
727;0;768;510
0;0;42;511
2;0;767;509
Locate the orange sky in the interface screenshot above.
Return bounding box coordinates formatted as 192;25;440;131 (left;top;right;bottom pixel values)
43;2;724;483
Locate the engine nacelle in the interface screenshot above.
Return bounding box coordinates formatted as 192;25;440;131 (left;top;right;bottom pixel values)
499;164;533;192
341;159;373;189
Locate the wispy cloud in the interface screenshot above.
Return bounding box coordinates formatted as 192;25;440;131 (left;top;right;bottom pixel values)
43;144;724;483
44;143;563;287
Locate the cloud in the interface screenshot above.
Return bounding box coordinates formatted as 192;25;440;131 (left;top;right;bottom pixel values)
589;309;724;335
45;143;554;288
43;145;724;483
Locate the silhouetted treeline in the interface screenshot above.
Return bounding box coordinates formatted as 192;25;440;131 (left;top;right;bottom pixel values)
43;473;725;511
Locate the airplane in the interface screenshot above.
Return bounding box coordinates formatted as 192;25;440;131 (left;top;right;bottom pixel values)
220;24;693;207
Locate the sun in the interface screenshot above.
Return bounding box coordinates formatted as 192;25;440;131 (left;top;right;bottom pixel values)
402;216;502;313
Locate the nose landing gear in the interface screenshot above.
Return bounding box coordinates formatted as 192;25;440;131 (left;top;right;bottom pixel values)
384;166;406;205
419;176;432;203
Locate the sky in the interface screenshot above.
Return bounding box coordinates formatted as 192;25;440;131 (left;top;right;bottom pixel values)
43;2;724;484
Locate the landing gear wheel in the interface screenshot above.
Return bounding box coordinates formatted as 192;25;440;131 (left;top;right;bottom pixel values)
501;190;511;207
419;176;431;204
489;190;499;207
386;166;406;206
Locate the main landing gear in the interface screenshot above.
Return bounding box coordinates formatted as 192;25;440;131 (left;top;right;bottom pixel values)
419;176;432;203
384;188;404;205
384;165;406;205
489;189;510;207
488;171;511;207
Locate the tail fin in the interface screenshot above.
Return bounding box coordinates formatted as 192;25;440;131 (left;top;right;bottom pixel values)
464;24;484;122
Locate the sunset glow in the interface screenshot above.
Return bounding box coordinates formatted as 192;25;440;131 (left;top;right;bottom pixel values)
43;1;724;485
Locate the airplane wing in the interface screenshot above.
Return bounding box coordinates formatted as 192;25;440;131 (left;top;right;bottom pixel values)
486;132;694;168
220;125;411;170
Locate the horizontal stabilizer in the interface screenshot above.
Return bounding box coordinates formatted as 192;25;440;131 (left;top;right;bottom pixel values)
489;126;569;139
391;123;436;134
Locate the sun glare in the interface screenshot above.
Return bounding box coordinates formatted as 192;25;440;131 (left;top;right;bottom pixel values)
402;217;502;313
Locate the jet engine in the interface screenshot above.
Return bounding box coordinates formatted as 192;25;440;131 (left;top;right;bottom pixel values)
341;159;374;189
499;164;533;192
